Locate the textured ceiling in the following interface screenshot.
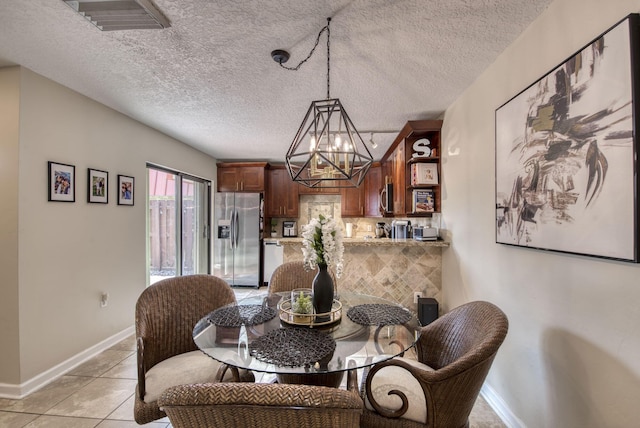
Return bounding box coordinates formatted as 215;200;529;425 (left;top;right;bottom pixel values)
0;0;552;162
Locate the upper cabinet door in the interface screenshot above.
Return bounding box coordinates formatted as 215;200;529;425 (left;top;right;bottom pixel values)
238;166;266;192
217;168;241;192
266;167;299;217
364;164;382;217
340;185;364;217
392;142;406;216
216;163;267;192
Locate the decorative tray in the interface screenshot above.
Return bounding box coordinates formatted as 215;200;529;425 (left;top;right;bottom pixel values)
277;298;342;327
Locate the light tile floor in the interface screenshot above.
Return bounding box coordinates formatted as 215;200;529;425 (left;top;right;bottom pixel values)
0;287;506;428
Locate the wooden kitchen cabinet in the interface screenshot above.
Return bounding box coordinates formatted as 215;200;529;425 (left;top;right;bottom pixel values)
266;166;299;217
381;157;393;215
380;120;442;216
380;141;405;215
340;163;382;217
363;163;382;217
392;142;405;216
402;121;442;216
216;162;267;192
340;185;364;217
297;184;340;194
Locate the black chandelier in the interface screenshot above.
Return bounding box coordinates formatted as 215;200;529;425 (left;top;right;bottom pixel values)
273;18;373;188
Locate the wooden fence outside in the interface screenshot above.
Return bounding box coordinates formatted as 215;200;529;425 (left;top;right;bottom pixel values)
149;199;176;274
149;198;198;275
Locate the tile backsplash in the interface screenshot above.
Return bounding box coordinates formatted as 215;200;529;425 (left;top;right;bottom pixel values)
298;195;341;226
270;194;440;239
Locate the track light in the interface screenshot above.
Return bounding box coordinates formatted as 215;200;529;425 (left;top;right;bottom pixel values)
369;133;378;149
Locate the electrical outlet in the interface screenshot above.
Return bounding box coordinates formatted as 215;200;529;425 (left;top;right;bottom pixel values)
413;291;423;304
367;224;372;232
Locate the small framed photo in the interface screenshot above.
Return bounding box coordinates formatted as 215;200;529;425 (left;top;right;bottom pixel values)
411;163;439;185
88;168;108;204
48;161;75;202
117;175;135;206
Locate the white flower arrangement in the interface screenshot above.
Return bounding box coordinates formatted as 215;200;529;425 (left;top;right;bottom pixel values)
301;214;344;278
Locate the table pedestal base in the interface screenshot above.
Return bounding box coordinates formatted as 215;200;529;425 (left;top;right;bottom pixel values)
276;371;345;388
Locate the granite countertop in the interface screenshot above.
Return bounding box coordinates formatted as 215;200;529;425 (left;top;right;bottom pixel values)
272;237;450;247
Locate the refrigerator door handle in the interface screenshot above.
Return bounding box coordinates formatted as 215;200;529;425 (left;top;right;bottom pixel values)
229;208;236;249
234;209;240;248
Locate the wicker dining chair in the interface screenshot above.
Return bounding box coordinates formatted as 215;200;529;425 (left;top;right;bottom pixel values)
361;301;508;428
158;373;364;428
268;260;337;295
134;274;254;425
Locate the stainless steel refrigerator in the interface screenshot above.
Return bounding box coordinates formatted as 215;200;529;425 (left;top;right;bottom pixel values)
213;192;263;288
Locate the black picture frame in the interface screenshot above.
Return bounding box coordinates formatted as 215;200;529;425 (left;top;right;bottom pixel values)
48;161;75;202
118;175;135;206
88;168;108;204
495;14;640;262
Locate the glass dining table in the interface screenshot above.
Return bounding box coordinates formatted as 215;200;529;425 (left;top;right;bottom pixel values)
192;291;422;387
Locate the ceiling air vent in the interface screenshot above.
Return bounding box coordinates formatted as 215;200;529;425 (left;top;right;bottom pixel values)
63;0;170;31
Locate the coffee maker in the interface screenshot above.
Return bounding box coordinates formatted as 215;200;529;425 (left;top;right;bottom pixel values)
282;221;297;237
391;220;411;239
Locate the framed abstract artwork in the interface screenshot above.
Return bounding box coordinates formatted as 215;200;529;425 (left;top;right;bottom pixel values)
118;174;135;206
495;14;640;262
88;168;108;204
48;161;75;202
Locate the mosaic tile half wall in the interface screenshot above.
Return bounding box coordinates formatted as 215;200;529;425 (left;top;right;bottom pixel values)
283;243;443;311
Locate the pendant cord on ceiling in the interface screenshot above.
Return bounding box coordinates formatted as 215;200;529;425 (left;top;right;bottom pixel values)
276;18;332;99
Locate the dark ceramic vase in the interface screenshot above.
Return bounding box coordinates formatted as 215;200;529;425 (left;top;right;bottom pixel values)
312;264;334;321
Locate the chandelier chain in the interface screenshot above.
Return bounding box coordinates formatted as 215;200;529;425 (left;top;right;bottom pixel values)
326;18;330;99
277;18;332;100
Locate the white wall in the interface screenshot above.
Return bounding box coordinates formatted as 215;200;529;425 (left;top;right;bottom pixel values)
442;0;640;426
0;67;21;385
3;67;217;389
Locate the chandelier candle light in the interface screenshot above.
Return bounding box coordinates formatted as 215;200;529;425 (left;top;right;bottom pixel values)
301;214;344;319
273;17;373;188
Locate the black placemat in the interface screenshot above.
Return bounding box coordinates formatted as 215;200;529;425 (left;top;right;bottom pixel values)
249;328;336;367
347;303;412;326
207;305;277;327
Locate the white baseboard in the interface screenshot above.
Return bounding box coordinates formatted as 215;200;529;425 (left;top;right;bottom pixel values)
0;326;134;399
481;383;526;428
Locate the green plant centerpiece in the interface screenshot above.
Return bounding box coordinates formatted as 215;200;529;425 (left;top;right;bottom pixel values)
291;290;313;323
292;291;313;314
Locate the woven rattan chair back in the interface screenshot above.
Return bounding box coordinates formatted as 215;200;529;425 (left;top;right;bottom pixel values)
362;300;508;428
159;382;363;428
416;300;508;371
134;274;237;424
268;260;337;295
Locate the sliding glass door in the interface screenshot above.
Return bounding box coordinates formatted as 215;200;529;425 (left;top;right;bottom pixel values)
147;166;211;284
181;176;209;275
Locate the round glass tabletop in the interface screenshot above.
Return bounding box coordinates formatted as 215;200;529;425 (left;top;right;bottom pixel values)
192;292;422;377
